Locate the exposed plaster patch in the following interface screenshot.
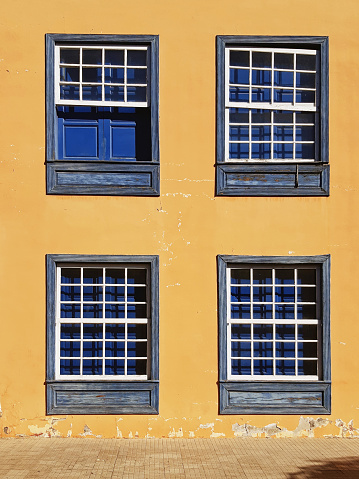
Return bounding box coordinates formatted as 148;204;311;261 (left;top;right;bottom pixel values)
168;427;183;438
165;178;212;183
330;419;359;438
210;432;226;438
166;283;181;288
199;423;214;429
339;342;346;345
232;417;330;438
28;418;62;438
163;193;191;198
117;429;123;438
80;424;102;438
3;427;10;434
189;431;195;438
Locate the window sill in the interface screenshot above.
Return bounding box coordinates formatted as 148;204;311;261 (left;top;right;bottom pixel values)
216;163;329;196
47;161;160;196
46;380;159;415
219;381;331;414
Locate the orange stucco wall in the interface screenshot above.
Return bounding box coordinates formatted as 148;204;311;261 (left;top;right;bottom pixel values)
1;0;359;438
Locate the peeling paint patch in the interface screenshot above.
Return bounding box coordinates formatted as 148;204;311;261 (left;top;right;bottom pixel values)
188;431;195;438
330;419;359;438
80;424;102;438
232;417;330;438
210;432;226;438
28;418;62;438
168;427;183;438
199;423;214;429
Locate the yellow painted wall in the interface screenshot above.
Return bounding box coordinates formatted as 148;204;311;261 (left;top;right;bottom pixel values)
1;0;359;438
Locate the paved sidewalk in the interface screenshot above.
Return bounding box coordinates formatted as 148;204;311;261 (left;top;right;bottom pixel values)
1;438;359;478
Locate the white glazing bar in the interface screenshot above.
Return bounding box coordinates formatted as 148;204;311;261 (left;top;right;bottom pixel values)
124;49;128;104
230;47;316;55
101;48;105;102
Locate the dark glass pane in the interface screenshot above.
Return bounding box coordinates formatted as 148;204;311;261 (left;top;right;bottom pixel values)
253;342;273;357
274;53;293;69
127;341;147;357
230;126;249;141
275;304;294;319
60;85;80;100
83;341;102;357
230;50;249;67
275;342;295;358
229;108;249;123
232;341;251;357
297;304;316;319
298;360;317;375
231;286;250;302
297;324;317;341
127;304;147;318
82;67;102;83
276;360;295;375
61;303;80;318
105;304;125;318
83;359;102;375
106;269;125;284
61;268;81;284
127;286;146;302
252;110;271;123
82;49;102;65
105;359;125;375
105;86;125;102
275;269;294;284
274;89;293;103
105;324;125;339
127;50;147;66
275;325;295;340
60;359;80;375
127;68;147;84
83;303;102;318
252;51;271;68
231;359;251;375
296;72;315;89
253;360;273;375
105;68;124;83
229;87;249;102
252;88;271;102
60;48;79;64
232;324;251;339
105;341;125;357
61;323;81;339
253;269;272;284
105;49;124;66
83;268;103;284
229;142;249;159
273;110;293;123
296;126;315;141
275;287;295;303
252;126;271;141
83;324;103;339
60;67;79;82
297;269;316;284
274;71;293;87
231;269;250;284
82;86;102;101
273;126;293;142
128;324;147;339
127;86;146;102
127;359;147;375
230;68;249;85
252;70;271;86
296;54;316;71
60;341;81;357
231;304;251;319
127;269;146;284
105;286;125;302
298;342;317;358
251;143;271;159
83;286;103;302
253;287;272;302
61;285;81;302
297;287;316;302
273;143;293;159
253;304;272;319
296;143;315;159
296;112;315;124
296;90;315;103
253;324;273;339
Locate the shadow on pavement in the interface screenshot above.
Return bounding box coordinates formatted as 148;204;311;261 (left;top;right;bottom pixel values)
287;456;359;478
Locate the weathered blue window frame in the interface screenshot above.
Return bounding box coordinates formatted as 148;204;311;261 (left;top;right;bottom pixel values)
216;36;329;196
46;34;159;196
217;255;331;414
46;254;159;415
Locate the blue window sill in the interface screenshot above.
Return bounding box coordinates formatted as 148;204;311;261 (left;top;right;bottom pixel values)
219;381;331;415
46;380;159;415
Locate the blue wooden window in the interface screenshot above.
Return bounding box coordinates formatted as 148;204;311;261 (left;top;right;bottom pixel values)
218;255;331;414
216;37;329;196
46;35;159;196
46;255;159;415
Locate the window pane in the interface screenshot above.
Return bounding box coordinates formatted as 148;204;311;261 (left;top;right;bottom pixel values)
253;287;272;302
83;286;103;302
127;359;147;375
105;86;125;102
297;269;316;284
276;360;295;375
105;341;125;357
252;88;271;102
127;50;147;66
275;287;295;302
253;342;273;357
60;341;81;357
252;70;271;86
274;53;293;69
296;143;315;159
60;359;80;375
298;342;317;358
296;90;315;103
229;142;249;159
252;51;271;68
253;269;272;284
84;268;103;284
105;304;125;318
83;303;102;318
83;324;103;339
230;68;249;85
275;342;295;358
60;67;79;82
232;341;251;357
296;112;315;124
275;304;295;319
229;87;249;102
232;324;251;339
231;269;250;284
273;111;293;123
127;304;147;318
297;324;317;340
252;110;271;123
82;86;102;101
61;268;81;284
82;67;102;83
232;359;251;375
127;68;147;84
127;286;147;302
296;54;316;71
61;323;81;339
273;143;293;159
127;86;146;102
105;68;124;83
298;360;317;375
275;269;294;284
273;126;293;142
82;49;102;65
230;50;249;67
105;324;125;339
274;89;293;103
105;50;124;66
274;71;293;87
251;143;271;159
275;325;295;340
296;72;315;89
297;287;316;302
105;359;125;375
253;324;273;339
231;286;250;302
127;269;146;284
297;304;316;319
61;303;81;318
106;269;125;284
61;286;81;302
83;359;102;375
230;126;249;142
60;48;80;64
105;286;125;302
60;85;80;100
231;304;251;319
253;360;273;375
128;324;147;339
83;341;103;357
253;304;272;319
252;126;271;141
296;126;315;141
229;108;249;123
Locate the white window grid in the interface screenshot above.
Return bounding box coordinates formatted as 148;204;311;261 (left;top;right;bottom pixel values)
227;266;320;381
55;265;149;380
55;45;148;108
225;47;317;162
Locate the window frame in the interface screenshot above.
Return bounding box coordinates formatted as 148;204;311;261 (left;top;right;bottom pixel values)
216;36;329;196
46;254;159;415
46;34;159;196
217;255;331;415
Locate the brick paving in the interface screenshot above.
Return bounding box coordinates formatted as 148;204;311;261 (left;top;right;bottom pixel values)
0;438;359;478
